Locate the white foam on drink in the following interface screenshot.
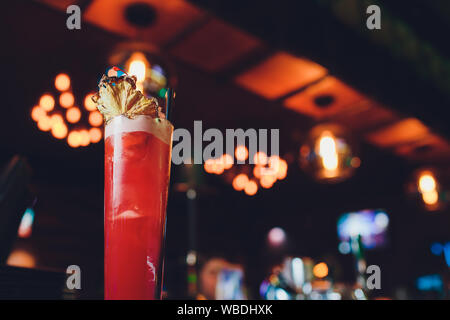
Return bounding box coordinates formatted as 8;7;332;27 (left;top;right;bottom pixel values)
105;115;173;145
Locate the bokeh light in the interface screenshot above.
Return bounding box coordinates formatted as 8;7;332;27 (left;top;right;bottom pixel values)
313;262;329;278
66;107;81;123
37;116;52;131
39;94;55;112
51;122;68;139
300;123;358;183
235;145;248;162
89;111;103;127
418;172;437;193
253;165;263;179
89;127;102;143
84;92;97;111
374;212;389;229
268;155;280;170
430;243;443;256
351;157;361;168
232;173;249;191
32;72;103;148
49;114;64;127
31;105;45;122
67;131;81;148
54;73;71;91
318;131;338;171
244;179;258;196
6;249;36;268
414;170;441;209
275;288;289;300
338;241;351;254
204;151;288;194
260;173;277;188
276;159;288;180
204;159;215;174
204;155;234;175
211;158;225;174
253;151;268;165
79;129;90;146
422;190;438;206
59;92;75;108
18;208;34;239
268;227;286;246
221;154;234;170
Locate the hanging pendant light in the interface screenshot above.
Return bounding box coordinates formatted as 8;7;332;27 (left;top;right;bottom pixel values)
407;168;449;211
299;123;359;183
108;42;177;100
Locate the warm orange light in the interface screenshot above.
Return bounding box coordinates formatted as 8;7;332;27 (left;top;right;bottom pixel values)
276;159;288;180
232;173;249;191
221;154;234;170
127;52;149;93
66;107;81;123
418;172;436;193
268;156;287;179
39;94;55;112
253;151;268;165
244;180;258;196
215;159;225;174
313;262;328;278
260;173;277;188
79;129;90;146
204;159;215;174
127;52;148;81
208;158;224;174
318;131;338;172
89;110;103;127
89;127;102;143
31;105;45;122
59;92;75;108
235;52;327;99
366;118;429;148
37;116;52;131
417;171;439;207
268;155;280;168
51;122;68;139
54;73;71;91
422;190;438;206
235;145;248;162
49;114;64;127
84;93;97;111
253;165;263;179
6;249;36;268
67;131;81;148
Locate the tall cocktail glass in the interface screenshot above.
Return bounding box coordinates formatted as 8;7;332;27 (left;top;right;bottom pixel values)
104;115;173;300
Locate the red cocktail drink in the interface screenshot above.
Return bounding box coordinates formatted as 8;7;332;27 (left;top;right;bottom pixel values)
104;115;173;299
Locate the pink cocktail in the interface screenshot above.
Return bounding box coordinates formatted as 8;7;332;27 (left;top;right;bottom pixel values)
104;115;173;300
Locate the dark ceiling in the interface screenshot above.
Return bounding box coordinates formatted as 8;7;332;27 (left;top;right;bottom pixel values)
190;0;450;138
